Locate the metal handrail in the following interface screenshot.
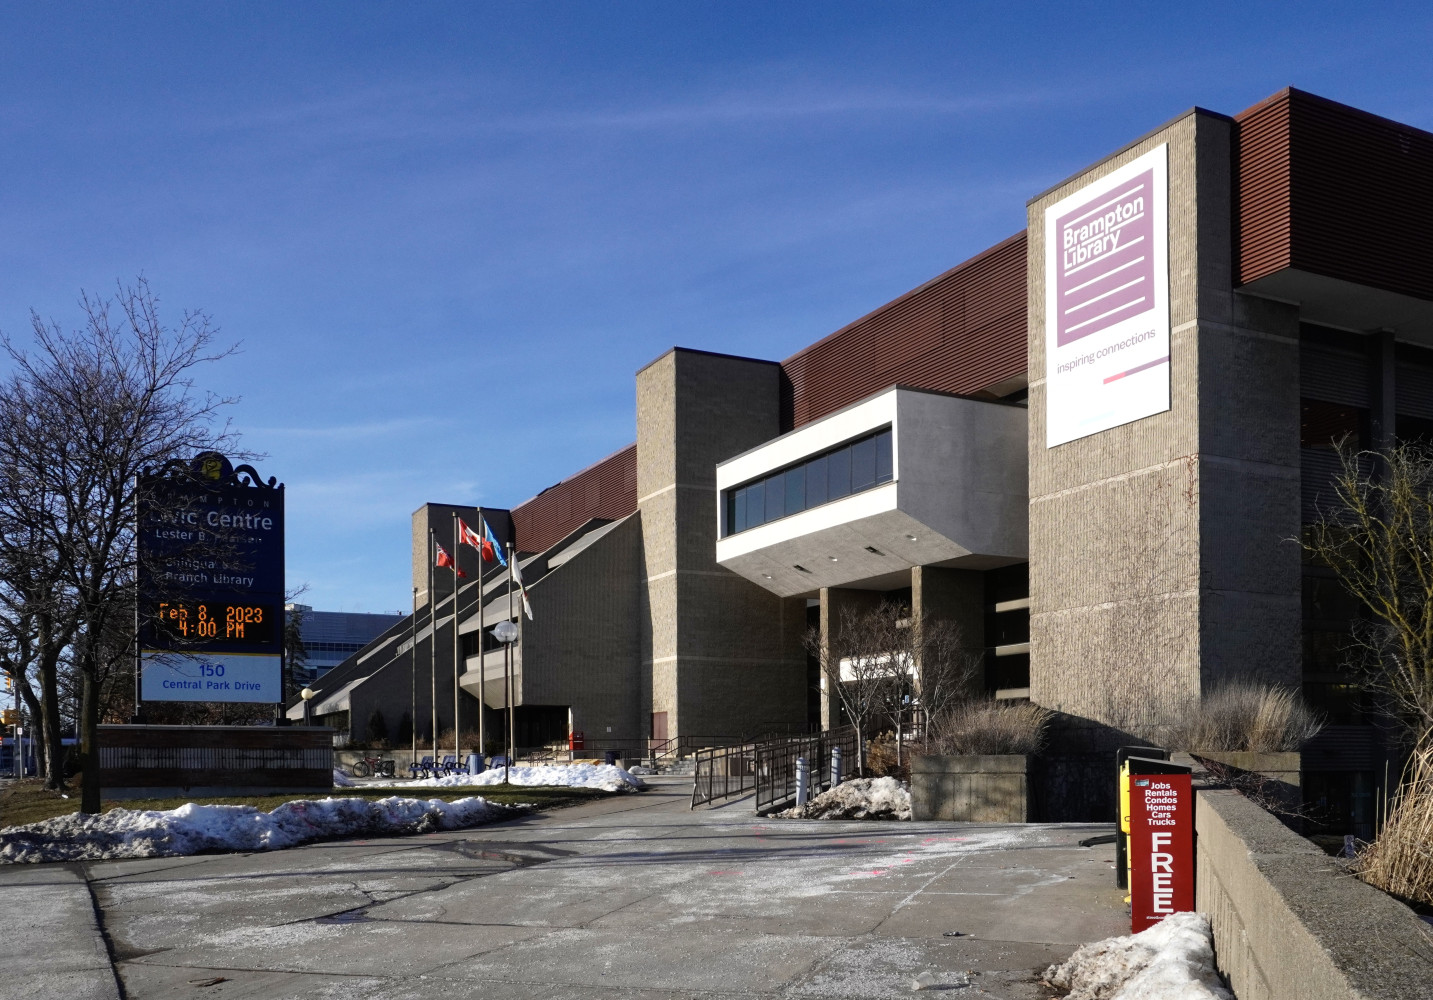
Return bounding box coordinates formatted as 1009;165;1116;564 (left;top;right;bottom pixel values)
754;727;857;814
690;726;856;811
690;741;758;808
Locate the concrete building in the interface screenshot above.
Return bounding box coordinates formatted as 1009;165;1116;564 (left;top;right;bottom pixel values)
293;88;1433;828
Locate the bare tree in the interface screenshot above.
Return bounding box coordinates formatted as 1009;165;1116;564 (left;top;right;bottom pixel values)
0;278;238;810
806;600;979;774
1304;440;1433;745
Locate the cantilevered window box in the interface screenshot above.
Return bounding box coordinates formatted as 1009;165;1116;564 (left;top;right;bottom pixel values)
715;386;1028;597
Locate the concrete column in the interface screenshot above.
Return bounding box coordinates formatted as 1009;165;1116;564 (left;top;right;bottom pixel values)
817;586;885;729
1026;110;1302;743
636;348;809;739
911;565;985;699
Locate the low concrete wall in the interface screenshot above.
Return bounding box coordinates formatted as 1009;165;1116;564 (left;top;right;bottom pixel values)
911;754;1029;822
1195;787;1433;1000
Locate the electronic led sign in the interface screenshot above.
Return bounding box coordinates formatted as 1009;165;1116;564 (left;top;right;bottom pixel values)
136;455;285;704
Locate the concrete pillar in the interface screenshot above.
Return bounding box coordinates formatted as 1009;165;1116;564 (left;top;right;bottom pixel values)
1026;109;1302;742
817;586;885;729
911;565;985;700
636;348;809;739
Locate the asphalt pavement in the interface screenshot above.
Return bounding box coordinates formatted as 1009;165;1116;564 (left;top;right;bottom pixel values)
4;776;1128;999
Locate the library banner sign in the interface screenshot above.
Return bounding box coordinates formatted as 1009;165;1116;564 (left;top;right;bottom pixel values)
137;453;285;703
1045;143;1170;447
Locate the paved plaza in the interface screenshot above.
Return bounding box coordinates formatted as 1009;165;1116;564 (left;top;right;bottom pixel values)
7;777;1128;999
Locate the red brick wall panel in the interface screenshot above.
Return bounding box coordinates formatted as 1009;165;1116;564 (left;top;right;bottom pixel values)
510;443;638;555
781;231;1028;429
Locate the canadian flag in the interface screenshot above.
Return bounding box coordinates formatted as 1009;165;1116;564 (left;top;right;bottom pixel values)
457;517;483;550
458;515;506;565
435;541;467;578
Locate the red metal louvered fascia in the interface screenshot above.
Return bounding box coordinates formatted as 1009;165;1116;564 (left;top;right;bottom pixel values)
1236;88;1433;301
509;443;637;555
780;231;1028;429
1233;89;1294;285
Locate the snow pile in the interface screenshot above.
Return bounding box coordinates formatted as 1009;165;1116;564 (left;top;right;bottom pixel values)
1043;911;1233;999
0;795;518;864
405;762;646;793
778;777;912;821
332;768;356;787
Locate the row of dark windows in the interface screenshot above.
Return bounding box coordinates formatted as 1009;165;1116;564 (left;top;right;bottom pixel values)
723;428;894;536
305;641;367;654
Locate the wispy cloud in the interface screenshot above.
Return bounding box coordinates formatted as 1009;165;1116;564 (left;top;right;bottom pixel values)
248;416;451;442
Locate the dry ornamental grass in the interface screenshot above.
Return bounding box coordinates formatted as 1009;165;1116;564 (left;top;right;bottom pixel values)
1352;739;1433;907
1167;682;1323;753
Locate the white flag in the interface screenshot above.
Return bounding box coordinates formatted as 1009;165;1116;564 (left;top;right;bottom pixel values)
512;557;534;620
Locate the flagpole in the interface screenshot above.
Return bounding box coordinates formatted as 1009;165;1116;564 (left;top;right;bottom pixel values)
452;511;461;769
505;540;515;784
476;507;486;764
410;585;417;767
429;528;438;761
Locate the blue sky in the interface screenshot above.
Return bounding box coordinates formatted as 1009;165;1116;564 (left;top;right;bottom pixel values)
2;3;1430;613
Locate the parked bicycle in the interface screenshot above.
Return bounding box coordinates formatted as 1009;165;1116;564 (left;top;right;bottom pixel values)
350;755;396;778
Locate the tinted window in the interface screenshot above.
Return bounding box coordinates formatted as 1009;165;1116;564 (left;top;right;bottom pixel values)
828;448;851;500
806;455;828;507
721;425;894;536
851;437;876;491
875;429;893;481
765;472;785;522
785;465;805;514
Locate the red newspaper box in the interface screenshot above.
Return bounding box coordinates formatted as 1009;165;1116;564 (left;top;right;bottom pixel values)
1127;758;1194;933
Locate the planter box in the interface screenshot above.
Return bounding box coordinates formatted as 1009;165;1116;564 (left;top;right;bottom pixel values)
911;754;1030;822
1190;751;1301;818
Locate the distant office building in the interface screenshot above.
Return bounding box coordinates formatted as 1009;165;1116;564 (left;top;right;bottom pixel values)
286;604;404;684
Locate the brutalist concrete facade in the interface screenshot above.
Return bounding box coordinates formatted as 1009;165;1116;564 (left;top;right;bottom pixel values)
637;349;809;739
1027;110;1302;741
305;90;1432;828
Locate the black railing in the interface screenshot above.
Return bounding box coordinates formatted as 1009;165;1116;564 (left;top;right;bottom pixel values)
690;742;759;808
754;727;857;814
691;726;856;812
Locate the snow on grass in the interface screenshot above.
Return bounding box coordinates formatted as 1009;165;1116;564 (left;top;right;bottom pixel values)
777;777;911;821
404;763;646;793
1043;911;1233;999
332;768;356;787
0;795;519;864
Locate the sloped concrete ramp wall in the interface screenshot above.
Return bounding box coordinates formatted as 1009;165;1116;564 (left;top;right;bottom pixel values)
1195;788;1433;999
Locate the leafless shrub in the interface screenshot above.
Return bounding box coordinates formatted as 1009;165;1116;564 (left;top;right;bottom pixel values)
1304;440;1433;742
925;700;1053;757
1352;740;1433;907
865;732;907;781
805;600;979;774
1165;681;1323;753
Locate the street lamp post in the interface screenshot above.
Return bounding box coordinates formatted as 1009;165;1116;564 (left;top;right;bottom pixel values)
300;686;316;727
492;619;519;784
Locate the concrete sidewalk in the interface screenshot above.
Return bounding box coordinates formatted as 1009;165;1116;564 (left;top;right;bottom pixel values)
2;863;122;1000
11;777;1128;998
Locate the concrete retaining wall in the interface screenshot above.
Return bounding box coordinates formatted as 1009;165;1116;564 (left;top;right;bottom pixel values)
1195;787;1433;999
910;754;1029;822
